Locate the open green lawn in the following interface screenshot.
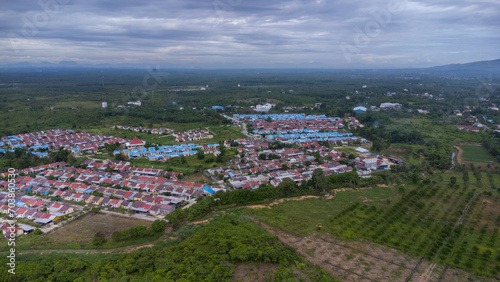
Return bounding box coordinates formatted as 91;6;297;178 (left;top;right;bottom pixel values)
461;145;496;163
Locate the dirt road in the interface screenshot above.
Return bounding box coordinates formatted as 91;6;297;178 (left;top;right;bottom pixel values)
247;187;375;209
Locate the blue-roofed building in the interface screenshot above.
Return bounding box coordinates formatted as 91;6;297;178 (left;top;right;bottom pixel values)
203;186;215;195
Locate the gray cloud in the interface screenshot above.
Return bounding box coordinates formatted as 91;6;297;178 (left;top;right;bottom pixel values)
0;0;498;68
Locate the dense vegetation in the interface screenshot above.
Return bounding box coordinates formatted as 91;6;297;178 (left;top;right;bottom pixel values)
0;148;78;172
0;214;333;281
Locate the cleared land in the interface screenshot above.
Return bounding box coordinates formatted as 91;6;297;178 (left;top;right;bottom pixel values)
254;219;439;281
1;213;154;250
47;213;153;242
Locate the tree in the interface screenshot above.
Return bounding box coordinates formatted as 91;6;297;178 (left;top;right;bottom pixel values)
277;178;298;197
410;171;420;184
197;150;205;160
216;154;224;162
311;168;329;191
151;219;168;233
169;216;180;228
33;228;43;235
462;169;469;183
218;141;226;156
92;232;106;246
450;176;457;185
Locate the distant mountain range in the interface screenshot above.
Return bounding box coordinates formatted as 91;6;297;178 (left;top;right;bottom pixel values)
0;61;151;69
426;59;500;75
1;59;499;75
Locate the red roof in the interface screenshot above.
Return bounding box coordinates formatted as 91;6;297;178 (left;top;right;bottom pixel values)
129;138;145;145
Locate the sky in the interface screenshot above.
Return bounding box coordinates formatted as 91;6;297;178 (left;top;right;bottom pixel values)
1;0;499;68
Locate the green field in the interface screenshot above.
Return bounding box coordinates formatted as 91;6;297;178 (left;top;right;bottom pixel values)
246;186;400;236
461;145;496;163
246;172;500;277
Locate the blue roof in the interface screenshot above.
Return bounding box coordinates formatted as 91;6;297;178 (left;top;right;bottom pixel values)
203;186;215;194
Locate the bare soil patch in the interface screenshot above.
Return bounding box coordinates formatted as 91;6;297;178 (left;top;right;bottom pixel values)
232;263;278;281
46;213;153;244
182;172;211;183
254;220;437;281
479;198;500;231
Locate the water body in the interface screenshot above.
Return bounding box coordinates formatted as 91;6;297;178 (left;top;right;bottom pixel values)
451;151;456;169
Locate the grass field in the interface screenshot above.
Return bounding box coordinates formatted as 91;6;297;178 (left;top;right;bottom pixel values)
246;186;400;236
461;145;496;163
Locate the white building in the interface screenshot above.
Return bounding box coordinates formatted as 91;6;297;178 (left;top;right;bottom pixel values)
380;103;402;110
128;100;142;106
353;106;367;113
364;156;378;170
254;103;275;113
102;102;108;109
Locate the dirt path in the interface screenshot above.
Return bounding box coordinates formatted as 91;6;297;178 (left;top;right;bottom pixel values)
418;263;436;282
247;187;376;209
247;195;325;209
6;232;171;256
454;146;465;165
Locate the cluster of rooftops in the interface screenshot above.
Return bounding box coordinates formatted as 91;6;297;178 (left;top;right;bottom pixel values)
0;129;129;154
0;160;225;232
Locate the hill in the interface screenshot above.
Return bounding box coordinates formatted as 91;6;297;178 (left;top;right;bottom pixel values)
426;59;500;76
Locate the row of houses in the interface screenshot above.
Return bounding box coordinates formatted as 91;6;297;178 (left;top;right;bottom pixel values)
235;114;344;134
116;143;221;161
172;129;214;142
0;129;130;154
208;141;391;188
113;125;174;135
3;160;222;198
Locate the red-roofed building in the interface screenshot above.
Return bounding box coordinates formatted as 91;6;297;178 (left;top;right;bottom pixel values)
126;138;146;148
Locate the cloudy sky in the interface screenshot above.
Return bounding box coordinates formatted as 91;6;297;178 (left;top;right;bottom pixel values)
1;0;498;68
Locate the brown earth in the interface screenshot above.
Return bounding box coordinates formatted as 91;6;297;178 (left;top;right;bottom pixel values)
45;213;153;244
477;198;500;232
232;263;279;281
454;146;466;165
253;220;441;281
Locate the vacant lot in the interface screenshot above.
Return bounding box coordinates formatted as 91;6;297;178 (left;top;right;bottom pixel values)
182;172;212;183
48;213;152;243
460;145;495;163
4;213;154;250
